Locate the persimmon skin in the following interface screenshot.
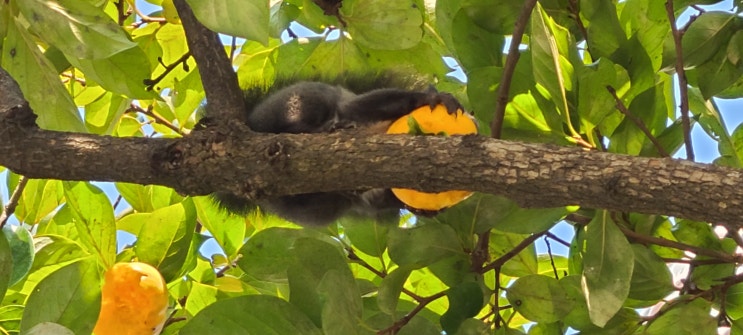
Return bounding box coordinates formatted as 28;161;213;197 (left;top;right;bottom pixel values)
93;262;169;335
386;105;477;211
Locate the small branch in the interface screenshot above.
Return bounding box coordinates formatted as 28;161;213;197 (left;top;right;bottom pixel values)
662;258;732;266
545;232;571;247
719;223;743;249
665;0;694;161
114;0;128;26
481;230;547;272
347;248;425;303
567;0;590;56
616;224;741;263
376;291;447;335
144;52;192;91
130;2;167;23
607;86;670;157
544;236;560;279
493;268;504;328
0;176;28;228
490;0;538;139
470;232;490;272
127;104;187;136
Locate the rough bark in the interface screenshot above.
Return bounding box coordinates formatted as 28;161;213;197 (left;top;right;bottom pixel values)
0;67;741;224
172;0;245;122
1;1;741;226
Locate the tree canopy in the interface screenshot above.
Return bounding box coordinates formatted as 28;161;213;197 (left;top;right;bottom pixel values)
1;0;743;334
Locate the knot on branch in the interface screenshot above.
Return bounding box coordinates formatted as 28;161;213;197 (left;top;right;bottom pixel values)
4;103;38;129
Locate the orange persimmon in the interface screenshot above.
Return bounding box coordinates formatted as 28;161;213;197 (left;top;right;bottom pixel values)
386;104;477;211
93;262;169;335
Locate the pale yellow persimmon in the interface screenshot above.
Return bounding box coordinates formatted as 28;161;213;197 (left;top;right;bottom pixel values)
386;104;477;211
93;262;169;335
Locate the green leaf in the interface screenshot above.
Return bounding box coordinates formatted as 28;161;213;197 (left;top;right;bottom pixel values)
453;318;490;335
687;87;741;167
287;238;361;333
726;282;743;320
618;0;669;71
339;215;389;257
236;227;339;282
19;258;101;335
16;235;89;298
506;274;573;323
530;3;576;133
67;46;155;99
16;0;136;59
116;183;154;213
450;9;504;70
0;229;12;301
628;244;674;301
577;58;629;134
84;92;130;135
181;295;322;335
0;305;24;334
582;211;634;327
184;282;219;317
194;197;246;258
377;265;415;315
187;0;269;43
559;275;592;331
342;0;423;50
609;79;670;155
2;225;34;287
691;42;743;99
432;194;572;235
567;307;641;334
364;311;442;335
440;281;484;334
673;219;723;250
12;179;64;225
1;21;85;132
134;199;197;282
460;0;524;35
581;0;626;58
681;11;737;67
427;254;474;287
388;223;461;266
489;231;538;277
63;181;116;268
25;322;75;335
645;298;716;335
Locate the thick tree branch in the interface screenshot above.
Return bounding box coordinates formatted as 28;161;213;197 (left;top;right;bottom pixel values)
171;0;245;121
1;68;742;225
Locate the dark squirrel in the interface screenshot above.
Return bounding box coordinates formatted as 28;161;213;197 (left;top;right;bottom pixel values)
213;72;464;227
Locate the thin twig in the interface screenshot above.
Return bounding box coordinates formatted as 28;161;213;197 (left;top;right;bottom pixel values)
144;52;192;91
376;291;448;335
606;86;670;157
545;231;571;247
665;0;694;161
127;104;186;136
0;176;28;228
346;248;427;304
616;224;740;263
490;0;538;139
470;231;490;272
544;236;560;279
567;0;590;56
481;230;547;272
